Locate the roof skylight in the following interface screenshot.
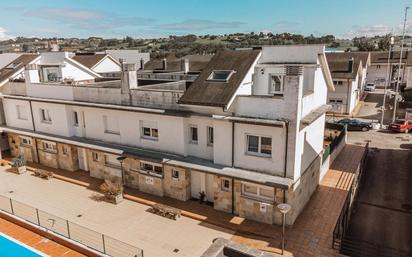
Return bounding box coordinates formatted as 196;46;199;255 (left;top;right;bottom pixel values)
207;70;235;82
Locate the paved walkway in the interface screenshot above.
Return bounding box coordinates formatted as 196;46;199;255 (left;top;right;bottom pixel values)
1;144;366;257
0;217;85;257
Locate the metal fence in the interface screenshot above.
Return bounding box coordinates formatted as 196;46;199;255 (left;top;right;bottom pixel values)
332;142;369;251
0;195;143;257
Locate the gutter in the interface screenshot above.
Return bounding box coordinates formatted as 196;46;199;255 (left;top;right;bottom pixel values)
283;120;289;203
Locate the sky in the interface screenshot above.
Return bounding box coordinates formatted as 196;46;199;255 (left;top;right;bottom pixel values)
0;0;412;40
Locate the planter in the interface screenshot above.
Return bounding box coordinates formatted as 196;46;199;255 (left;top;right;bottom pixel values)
106;193;123;204
16;166;26;174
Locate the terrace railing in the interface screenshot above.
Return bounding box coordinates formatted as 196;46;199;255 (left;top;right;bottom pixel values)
0;195;143;257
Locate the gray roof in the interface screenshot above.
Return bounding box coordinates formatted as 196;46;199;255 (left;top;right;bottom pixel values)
178;49;260;107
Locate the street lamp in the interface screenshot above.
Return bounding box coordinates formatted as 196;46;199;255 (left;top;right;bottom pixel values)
277;203;291;255
393;6;410;122
381;36;395;129
116;156;127;185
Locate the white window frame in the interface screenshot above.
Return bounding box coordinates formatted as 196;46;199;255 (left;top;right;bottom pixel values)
92;152;99;162
269;74;284;95
19;136;32;146
207;70;235;82
139;161;163;178
246;134;272;157
16;105;27;120
62;145;69;156
221;178;230;191
171;169;179;180
39;108;52;124
241;182;274;202
207;126;214;146
333;80;343;86
189;125;198;144
141;127;159;140
42;141;57;153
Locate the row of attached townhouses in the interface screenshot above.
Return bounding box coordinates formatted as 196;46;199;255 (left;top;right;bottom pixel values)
0;45;334;225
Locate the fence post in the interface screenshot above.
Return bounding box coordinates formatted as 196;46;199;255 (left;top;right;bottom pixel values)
66;220;71;238
102;234;106;254
36;208;40;225
9;198;14;214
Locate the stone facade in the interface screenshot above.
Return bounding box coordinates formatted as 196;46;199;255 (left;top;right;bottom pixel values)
213;176;233;213
8;133;38;163
138;173;164;197
57;143;79;171
37;139;59;169
163;165;191;201
123;158;140;189
86;149;122;182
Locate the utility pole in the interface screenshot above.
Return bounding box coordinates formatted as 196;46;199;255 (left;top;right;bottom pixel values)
381;36;395;128
393;6;410;122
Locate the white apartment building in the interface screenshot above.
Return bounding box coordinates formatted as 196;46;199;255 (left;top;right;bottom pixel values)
0;45;334;225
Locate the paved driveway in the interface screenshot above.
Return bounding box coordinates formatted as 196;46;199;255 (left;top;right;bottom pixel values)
0;170;233;257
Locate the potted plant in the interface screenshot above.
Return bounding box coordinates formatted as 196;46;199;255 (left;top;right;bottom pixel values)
12;155;26;174
99;179;124;204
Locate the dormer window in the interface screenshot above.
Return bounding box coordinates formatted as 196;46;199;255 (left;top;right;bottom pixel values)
207;70;234;82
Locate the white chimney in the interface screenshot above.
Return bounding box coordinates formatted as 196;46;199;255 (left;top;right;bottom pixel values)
121;62;138;93
24;64;40;86
181;59;189;74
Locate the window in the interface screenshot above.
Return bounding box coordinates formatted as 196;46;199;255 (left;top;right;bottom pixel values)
140;120;158;140
246;135;272;156
19;136;31;146
241;183;274;201
41;66;61;82
171;169;179;180
333;80;343;86
269;75;284;94
207;126;214;146
62;146;69;155
42;141;57;153
139;161;163;177
16;105;27;120
103;115;120;135
207;70;234;82
92;152;99;162
329;98;343;104
40;109;52;123
221;178;230;191
73;111;79;126
142;127;159;140
190;126;198;144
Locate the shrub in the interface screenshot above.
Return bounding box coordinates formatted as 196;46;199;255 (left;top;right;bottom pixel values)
12;155;26;167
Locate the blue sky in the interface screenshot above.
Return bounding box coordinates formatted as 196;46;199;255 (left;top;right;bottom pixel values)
0;0;411;39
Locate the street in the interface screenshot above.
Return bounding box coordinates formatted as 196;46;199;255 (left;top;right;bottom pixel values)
342;90;412;256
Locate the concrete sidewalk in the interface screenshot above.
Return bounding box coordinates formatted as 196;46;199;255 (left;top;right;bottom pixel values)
0;143;366;257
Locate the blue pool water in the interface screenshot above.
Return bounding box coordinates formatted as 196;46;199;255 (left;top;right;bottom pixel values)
0;234;46;257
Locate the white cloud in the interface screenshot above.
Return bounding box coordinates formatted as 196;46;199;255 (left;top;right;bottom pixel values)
157;19;245;31
344;24;392;38
0;27;13;40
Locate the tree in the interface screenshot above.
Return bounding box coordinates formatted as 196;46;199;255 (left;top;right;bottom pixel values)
353;37;376;51
378;34;391;50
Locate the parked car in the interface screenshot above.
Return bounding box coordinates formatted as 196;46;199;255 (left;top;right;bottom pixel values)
337;119;372;132
365;83;376;92
388;119;412;133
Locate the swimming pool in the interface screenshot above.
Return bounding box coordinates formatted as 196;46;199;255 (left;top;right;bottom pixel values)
0;233;49;257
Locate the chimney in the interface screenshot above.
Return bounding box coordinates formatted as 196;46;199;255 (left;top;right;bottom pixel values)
140;58;145;70
24;64;39;86
348;57;354;73
121;62;138;93
162;58;167;70
180;58;189;73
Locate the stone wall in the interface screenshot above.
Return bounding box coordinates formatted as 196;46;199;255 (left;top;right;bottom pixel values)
238;197;275;224
138;173;164;197
8;133;38;163
86;149;122;182
57;143;79;171
213;176;233;213
163;165;191;201
123;158;140;189
37;139;59;169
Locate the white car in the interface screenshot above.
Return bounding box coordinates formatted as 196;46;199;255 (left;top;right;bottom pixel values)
365;83;376;91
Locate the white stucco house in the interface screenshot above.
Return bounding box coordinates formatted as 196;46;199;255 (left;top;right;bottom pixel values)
0;45;334;226
73;53;121;78
325;52;369;114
